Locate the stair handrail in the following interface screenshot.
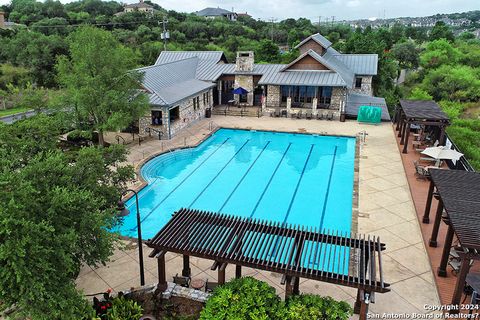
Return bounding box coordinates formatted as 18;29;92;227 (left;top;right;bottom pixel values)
115;135;126;145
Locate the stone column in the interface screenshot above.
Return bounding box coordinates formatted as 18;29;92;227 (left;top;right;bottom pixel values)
312;98;318;116
286;97;292;116
218;82;222;105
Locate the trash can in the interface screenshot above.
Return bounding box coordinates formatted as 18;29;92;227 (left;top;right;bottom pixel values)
205;108;212;118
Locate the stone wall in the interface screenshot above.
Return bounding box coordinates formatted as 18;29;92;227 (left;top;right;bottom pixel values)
265;85;280;109
350;76;373;96
330;87;345;111
234;75;254;105
139;88;213;139
235;51;254;72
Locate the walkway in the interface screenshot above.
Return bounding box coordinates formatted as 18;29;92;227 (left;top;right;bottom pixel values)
76;116;440;317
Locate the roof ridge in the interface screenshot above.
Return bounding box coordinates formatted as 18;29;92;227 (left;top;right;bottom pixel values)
146;56;199;69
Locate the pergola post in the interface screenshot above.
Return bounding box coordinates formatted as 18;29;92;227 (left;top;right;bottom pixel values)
402;121;410;153
449;255;471;314
400;120;407;145
182;255;191;277
218;263;227;285
438;223;454;277
439;125;446;145
235;265;242;279
285;275;293;300
398;117;404;137
422;181;435;224
429;199;444;247
354;289;370;319
157;252;167;291
293;276;300;295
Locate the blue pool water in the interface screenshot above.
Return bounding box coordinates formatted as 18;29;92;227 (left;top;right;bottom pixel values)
119;129;356;242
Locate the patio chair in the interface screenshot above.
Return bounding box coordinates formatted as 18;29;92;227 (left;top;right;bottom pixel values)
305;111;312;120
326;112;334;121
205;279;219;293
413;161;430;180
173;273;191;287
274;109;281;117
296;110;303;119
316;113;325;120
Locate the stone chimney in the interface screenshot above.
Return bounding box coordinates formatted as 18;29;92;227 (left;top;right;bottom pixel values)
235;51;254;72
0;12;5;29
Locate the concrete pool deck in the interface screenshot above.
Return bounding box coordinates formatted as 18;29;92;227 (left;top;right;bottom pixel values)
76;115;440;316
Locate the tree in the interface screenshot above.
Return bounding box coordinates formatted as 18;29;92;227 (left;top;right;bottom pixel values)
391;41;419;69
56;26;149;146
429;21;454;42
419;39;461;69
409;87;432;100
255;39;280;63
0;114;134;319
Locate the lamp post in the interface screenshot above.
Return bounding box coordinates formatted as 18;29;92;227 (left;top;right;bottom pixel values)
117;189;145;286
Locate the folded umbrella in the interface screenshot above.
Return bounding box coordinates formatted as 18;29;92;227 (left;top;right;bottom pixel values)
232;87;249;95
421;146;463;161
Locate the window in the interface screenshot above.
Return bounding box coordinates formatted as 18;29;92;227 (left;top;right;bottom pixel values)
306;87;316;103
170;106;180;122
193;96;200;110
355;77;362;89
318;87;332;105
281;86;290;103
240;94;247;103
151;111;162;125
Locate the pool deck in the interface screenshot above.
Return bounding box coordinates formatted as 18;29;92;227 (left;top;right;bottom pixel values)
76;116;441;317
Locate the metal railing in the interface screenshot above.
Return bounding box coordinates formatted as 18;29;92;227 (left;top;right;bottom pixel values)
208;120;219;131
444;133;475;172
115;135;126;145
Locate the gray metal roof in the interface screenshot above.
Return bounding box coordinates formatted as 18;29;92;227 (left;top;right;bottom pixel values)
196;61;234;81
137;58;214;106
295;33;332;50
155;51;227;66
321;50;355;87
195;7;233;17
334;54;378;75
259;70;346;86
125;1;153;8
346;93;390;121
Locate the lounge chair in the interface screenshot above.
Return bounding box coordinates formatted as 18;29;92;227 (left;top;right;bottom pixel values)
296;110;303;119
317;113;325;120
326;112;334;121
273;109;280;117
305;111;312;120
205;279;218;293
173;273;191;287
414;161;430;180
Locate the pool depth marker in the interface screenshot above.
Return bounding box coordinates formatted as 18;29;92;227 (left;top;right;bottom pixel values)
134;137;231;228
188;139;251;208
218;141;271;212
250;143;292;217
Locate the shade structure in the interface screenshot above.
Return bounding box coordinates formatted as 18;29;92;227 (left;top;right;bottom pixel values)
232;87;249;95
421;146;463;161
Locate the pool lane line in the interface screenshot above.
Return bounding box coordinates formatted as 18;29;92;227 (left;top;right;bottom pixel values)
283;144;315;224
132;137;231;228
218;141;271;212
250;143;292;218
188;139;251;208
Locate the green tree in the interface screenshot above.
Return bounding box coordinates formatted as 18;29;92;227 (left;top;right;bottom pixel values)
56;26;149;146
255;39;280;63
0;114;134;319
409;87;432;100
429;21;454;42
419;39;461;69
391;41;419;69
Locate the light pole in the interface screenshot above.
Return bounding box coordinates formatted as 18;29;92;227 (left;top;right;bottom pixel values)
117;189;145;286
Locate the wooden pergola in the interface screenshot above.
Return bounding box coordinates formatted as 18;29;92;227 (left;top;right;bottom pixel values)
422;169;480;313
147;208;390;320
394;100;450;154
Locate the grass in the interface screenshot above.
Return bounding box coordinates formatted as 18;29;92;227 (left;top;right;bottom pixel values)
0;107;32;117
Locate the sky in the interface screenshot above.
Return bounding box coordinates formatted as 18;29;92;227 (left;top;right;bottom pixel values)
0;0;478;21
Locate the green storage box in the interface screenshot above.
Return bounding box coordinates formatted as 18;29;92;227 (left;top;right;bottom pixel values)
357;105;382;124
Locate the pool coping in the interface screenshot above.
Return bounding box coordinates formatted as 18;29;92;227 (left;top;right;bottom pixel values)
123;127;360;245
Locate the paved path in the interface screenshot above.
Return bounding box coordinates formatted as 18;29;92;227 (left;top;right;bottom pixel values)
0;110;36;124
76;116;440;317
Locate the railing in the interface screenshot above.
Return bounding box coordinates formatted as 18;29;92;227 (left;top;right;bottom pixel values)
208;121;219;131
444;133;475;172
115;135;126;145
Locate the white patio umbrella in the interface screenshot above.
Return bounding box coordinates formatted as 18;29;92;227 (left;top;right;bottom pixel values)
421;146;464;163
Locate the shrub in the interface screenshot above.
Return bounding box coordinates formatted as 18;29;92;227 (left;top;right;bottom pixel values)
106;296;143;320
199;277;281;320
67;129;93;142
279;294;353;320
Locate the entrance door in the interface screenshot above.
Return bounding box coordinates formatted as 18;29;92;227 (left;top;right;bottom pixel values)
253;87;263;106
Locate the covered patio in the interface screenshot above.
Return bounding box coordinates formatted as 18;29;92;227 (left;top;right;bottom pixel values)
147;208;390;320
422;169;480;313
394;100;450;154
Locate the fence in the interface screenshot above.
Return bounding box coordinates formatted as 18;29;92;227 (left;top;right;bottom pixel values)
444;133;475;172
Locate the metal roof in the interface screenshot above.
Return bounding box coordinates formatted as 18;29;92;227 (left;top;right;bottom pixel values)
295;33;332;50
124;1;153;8
399;100;449;122
258;69;346;86
322;50;355;87
196;61;235;81
155;51;227;66
346;93;390;121
195;7;234;16
137;58;214;106
334;54;378;75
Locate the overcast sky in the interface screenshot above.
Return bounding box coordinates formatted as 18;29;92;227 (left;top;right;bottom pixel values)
1;0;478;21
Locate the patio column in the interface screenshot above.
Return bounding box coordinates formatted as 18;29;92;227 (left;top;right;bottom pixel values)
439;125;446;145
218;263;227;285
284;275;293;300
438;222;454;277
218;82;222;105
182;255;191;277
312;98;318;116
450;255;472;313
293;276;300;295
397;116;404;137
157;251;167;291
402;122;410;153
235;265;242;279
422;181;435;224
286;97;292;116
429;199;444;247
354;289;370;319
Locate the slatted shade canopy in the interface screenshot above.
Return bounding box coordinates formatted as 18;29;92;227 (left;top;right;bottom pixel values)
422;169;480;312
394;100;450;153
147;208;390;319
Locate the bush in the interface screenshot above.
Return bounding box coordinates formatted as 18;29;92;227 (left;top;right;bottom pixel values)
67;129;93;142
200;277;353;320
106;296;143;320
200;277;281;320
279;294;353;320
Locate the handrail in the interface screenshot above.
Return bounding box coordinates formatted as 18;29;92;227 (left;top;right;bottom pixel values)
208;120;220;131
115;135;126;145
445;132;475;172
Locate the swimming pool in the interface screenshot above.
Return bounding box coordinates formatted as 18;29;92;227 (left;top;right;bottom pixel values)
119;128;356;242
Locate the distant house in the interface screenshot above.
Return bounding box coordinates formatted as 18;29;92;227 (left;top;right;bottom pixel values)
0;12;22;29
116;0;155;15
195;7;237;21
132;33;388;139
237;12;252;19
